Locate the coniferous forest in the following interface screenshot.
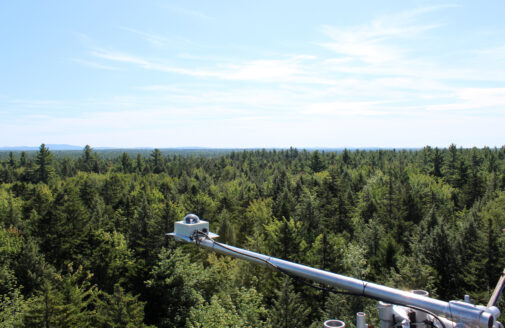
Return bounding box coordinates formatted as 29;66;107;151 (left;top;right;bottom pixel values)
1;144;505;327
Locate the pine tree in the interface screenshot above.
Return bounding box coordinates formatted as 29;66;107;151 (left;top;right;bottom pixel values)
120;153;133;173
150;149;164;174
95;284;149;328
42;183;90;266
432;147;443;177
187;288;268;328
268;277;310;328
145;248;207;327
24;267;97;328
34;144;54;184
19;152;27;166
78;145;97;173
310;150;326;173
8;152;16;168
342;148;351;165
136;154;144;173
444;144;459;186
464;149;483;207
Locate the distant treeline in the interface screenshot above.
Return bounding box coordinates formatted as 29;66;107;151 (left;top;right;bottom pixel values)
0;147;245;160
0;144;504;327
0;146;420;160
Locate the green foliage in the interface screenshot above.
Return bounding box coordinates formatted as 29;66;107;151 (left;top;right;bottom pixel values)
0;287;26;328
85;229;136;292
95;284;151;328
34;144;54;184
78;145;100;173
0;226;26;327
1;145;504;327
145;247;207;327
268;276;311;328
24;265;97;328
187;288;268;328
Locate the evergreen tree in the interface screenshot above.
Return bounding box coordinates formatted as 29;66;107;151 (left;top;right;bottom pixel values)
120;152;134;173
41;183;90;266
268;277;310;328
150;149;164;174
78;145;98;173
34;144;54;184
95;284;150;328
145;248;207;327
24;267;96;328
464;149;483;207
432;147;443;177
136;154;144;173
187;288;268;328
310;150;326;173
444;144;459;186
0;145;504;327
0;287;26;328
8;152;16;168
20;152;27;166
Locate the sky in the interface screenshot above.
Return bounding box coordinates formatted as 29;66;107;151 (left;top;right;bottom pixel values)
1;0;505;148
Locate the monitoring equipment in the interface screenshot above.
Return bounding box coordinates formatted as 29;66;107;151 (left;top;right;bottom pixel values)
168;214;504;328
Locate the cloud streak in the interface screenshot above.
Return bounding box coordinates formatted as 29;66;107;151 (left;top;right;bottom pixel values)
162;4;211;20
91;49;310;82
118;27;169;47
73;58;119;71
10;4;503;147
319;7;443;64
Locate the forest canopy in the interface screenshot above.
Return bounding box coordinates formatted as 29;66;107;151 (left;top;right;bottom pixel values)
0;144;504;327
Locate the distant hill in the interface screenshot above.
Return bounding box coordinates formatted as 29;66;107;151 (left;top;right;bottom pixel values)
0;144;83;151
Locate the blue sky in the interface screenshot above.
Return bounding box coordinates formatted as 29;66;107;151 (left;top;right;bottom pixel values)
1;1;505;148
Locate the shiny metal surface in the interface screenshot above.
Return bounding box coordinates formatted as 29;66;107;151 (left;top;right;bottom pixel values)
168;233;496;328
357;312;367;328
324;320;345;328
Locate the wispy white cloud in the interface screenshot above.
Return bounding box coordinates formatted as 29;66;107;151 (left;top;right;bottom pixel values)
73;58;119;71
427;88;505;112
473;45;505;62
118;26;169;47
221;59;301;81
302;101;390;116
91;49;307;82
162;4;211;20
91;49;209;76
5;98;64;109
319;7;443;64
9;4;501;148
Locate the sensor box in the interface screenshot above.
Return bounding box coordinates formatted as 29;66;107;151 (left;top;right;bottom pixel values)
174;219;210;238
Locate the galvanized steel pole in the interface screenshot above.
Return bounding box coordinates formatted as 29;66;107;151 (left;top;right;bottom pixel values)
169;233;496;328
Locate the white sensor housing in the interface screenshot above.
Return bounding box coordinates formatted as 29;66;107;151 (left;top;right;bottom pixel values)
170;214;218;240
174;219;210;238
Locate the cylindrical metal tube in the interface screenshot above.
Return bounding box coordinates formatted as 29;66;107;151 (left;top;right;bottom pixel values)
183;237;494;328
377;302;393;328
488;269;505;308
357;312;367;328
411;290;429;297
324;320;345;328
411;290;430;325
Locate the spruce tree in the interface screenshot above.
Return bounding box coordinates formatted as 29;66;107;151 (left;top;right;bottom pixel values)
78;145;96;173
268;277;310;328
432;147;443;177
150;149;164;174
34;144;54;184
95;284;149;328
19;152;27;166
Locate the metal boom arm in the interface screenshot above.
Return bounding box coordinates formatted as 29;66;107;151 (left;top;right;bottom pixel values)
168;215;501;328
